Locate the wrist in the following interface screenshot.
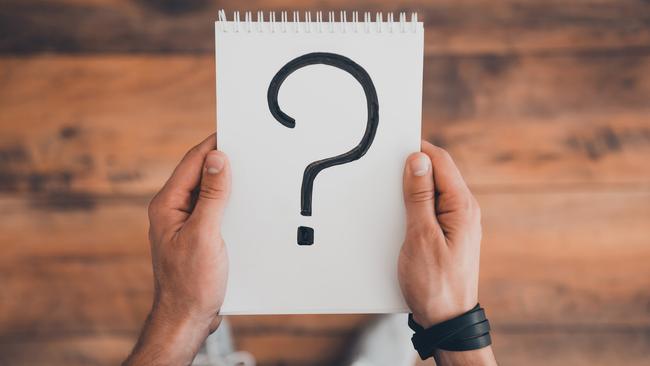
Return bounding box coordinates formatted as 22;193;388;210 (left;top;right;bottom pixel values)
413;300;477;328
124;306;211;366
434;347;497;366
409;304;492;360
151;296;215;332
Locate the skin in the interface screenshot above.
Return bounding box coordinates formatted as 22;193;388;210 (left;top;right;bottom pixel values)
124;134;230;366
400;141;497;365
123;136;496;366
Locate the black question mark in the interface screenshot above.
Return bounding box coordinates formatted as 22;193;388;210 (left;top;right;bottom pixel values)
267;52;379;246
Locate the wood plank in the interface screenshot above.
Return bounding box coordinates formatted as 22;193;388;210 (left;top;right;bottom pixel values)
479;191;650;326
491;329;650;366
426;115;650;189
0;335;134;366
0;254;152;337
0;56;215;197
1;0;649;55
1;190;648;341
2;329;649;366
1;54;649;198
0;196;150;259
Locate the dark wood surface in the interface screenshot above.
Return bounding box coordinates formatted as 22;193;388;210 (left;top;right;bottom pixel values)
1;1;649;365
1;0;650;55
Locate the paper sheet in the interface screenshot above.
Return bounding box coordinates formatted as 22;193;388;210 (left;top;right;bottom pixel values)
216;20;423;314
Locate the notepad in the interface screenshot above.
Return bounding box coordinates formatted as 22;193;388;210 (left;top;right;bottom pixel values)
216;10;423;314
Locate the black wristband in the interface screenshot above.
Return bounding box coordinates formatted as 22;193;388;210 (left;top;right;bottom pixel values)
408;303;492;359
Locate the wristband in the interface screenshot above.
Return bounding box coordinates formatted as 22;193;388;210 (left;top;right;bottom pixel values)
408;303;492;359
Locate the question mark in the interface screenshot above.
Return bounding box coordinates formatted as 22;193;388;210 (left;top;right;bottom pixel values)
267;52;379;246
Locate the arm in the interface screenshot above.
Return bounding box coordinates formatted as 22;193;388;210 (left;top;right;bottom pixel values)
123;134;231;366
398;141;497;366
434;348;496;366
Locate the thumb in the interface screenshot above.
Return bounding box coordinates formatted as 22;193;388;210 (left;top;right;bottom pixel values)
403;152;438;231
191;150;231;227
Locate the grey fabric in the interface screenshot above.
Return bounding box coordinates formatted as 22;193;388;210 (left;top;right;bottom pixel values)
346;314;417;366
191;319;256;366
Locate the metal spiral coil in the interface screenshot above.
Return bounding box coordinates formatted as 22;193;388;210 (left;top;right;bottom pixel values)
217;10;420;33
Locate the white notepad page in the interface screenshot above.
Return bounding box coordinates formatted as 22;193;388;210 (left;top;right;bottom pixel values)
216;11;423;314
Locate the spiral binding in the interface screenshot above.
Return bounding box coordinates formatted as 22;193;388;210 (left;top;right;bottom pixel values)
217;10;419;33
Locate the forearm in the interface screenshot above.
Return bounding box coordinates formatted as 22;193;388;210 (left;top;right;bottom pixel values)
433;346;497;366
123;307;210;366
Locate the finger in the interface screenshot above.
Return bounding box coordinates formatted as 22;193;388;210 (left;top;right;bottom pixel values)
156;134;217;212
421;141;471;198
421;141;479;234
187;150;231;230
403;151;440;232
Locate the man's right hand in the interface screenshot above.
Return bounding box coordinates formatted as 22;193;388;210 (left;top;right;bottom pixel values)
398;141;496;365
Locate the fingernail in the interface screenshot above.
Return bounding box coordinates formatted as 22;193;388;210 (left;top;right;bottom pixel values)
411;153;431;177
205;153;225;174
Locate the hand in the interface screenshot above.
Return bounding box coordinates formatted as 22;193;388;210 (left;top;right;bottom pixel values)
124;134;231;366
398;141;496;365
399;141;481;327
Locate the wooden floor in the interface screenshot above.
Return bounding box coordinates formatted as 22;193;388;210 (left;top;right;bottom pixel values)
1;1;650;365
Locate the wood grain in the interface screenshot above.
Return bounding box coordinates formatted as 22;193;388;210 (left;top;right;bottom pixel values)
479;191;650;326
0;335;134;366
491;328;650;366
1;0;649;55
1;55;649;201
